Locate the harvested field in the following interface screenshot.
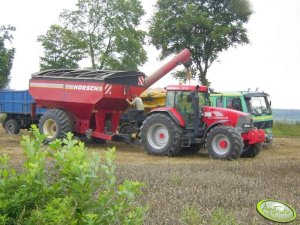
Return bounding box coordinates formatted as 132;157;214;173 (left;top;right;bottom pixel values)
0;127;300;224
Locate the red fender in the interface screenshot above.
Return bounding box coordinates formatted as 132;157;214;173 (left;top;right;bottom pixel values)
147;107;186;127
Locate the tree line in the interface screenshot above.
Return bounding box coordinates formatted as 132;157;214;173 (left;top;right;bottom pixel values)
0;0;252;88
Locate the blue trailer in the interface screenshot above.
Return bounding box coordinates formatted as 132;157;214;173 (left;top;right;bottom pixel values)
0;89;45;134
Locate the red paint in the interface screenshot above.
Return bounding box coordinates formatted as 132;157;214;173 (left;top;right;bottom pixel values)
159;133;165;139
150;107;186;127
242;129;265;144
219;140;228;149
166;85;208;92
202;106;248;127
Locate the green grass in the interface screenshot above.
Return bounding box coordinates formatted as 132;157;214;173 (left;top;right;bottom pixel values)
273;121;300;137
0;114;6;123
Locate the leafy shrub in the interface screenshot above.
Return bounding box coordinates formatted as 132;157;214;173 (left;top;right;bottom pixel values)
0;125;146;224
0;114;6;123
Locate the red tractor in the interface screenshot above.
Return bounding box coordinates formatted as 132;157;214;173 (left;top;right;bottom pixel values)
29;48;264;159
139;85;265;159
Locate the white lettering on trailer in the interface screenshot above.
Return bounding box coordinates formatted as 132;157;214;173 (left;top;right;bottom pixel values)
30;82;102;92
66;84;102;91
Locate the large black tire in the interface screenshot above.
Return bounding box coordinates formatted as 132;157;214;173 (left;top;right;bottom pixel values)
206;126;243;160
140;113;183;156
119;124;133;134
4;119;20;134
241;143;261;158
39;109;73;143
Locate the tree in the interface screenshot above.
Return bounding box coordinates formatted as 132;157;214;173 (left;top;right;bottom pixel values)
0;25;15;88
57;0;147;70
149;0;252;85
38;25;86;70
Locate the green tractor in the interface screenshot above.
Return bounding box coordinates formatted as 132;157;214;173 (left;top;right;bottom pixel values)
209;91;273;145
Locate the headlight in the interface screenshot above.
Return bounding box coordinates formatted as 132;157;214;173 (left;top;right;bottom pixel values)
236;116;254;131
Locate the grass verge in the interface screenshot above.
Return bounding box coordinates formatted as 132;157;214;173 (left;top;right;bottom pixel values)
273;121;300;137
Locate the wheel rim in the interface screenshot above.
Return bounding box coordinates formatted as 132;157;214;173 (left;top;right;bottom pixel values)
43;119;57;138
7;123;15;133
147;123;169;149
211;134;231;155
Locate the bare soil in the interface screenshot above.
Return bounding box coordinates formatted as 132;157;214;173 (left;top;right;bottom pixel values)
1;128;300;224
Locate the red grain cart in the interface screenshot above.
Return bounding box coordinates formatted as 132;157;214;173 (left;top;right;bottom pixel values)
29;49;192;143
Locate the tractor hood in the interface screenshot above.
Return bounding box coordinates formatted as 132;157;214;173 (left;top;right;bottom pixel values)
202;106;252;129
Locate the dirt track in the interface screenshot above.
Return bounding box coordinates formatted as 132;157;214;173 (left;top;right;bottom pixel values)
1;127;300;165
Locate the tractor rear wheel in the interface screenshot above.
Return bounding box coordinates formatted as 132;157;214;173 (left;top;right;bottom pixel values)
241;143;261;158
140;113;183;156
39;109;73;143
206;126;243;160
4;119;20;134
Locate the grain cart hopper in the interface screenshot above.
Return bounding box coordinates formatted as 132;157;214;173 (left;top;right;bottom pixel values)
29;49;192;143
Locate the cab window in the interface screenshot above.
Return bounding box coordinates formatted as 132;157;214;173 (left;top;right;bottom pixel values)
165;91;175;107
216;97;223;108
226;97;242;111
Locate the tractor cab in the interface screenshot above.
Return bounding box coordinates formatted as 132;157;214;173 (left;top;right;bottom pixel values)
165;85;209;128
243;92;272;116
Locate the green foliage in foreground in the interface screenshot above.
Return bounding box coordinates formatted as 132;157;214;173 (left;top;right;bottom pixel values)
273;121;300;137
0;126;146;224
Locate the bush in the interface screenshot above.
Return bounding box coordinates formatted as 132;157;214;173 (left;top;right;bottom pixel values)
0;125;146;224
0;114;6;123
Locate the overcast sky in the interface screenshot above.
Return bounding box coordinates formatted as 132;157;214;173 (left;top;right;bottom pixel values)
0;0;299;109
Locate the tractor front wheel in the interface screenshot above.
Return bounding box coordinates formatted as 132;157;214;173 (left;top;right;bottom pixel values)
140;113;183;156
206;126;243;160
39;109;73;143
241;143;261;158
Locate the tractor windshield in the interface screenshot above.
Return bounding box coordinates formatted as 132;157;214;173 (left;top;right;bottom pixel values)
245;96;272;116
166;90;208;127
166;91;208;108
